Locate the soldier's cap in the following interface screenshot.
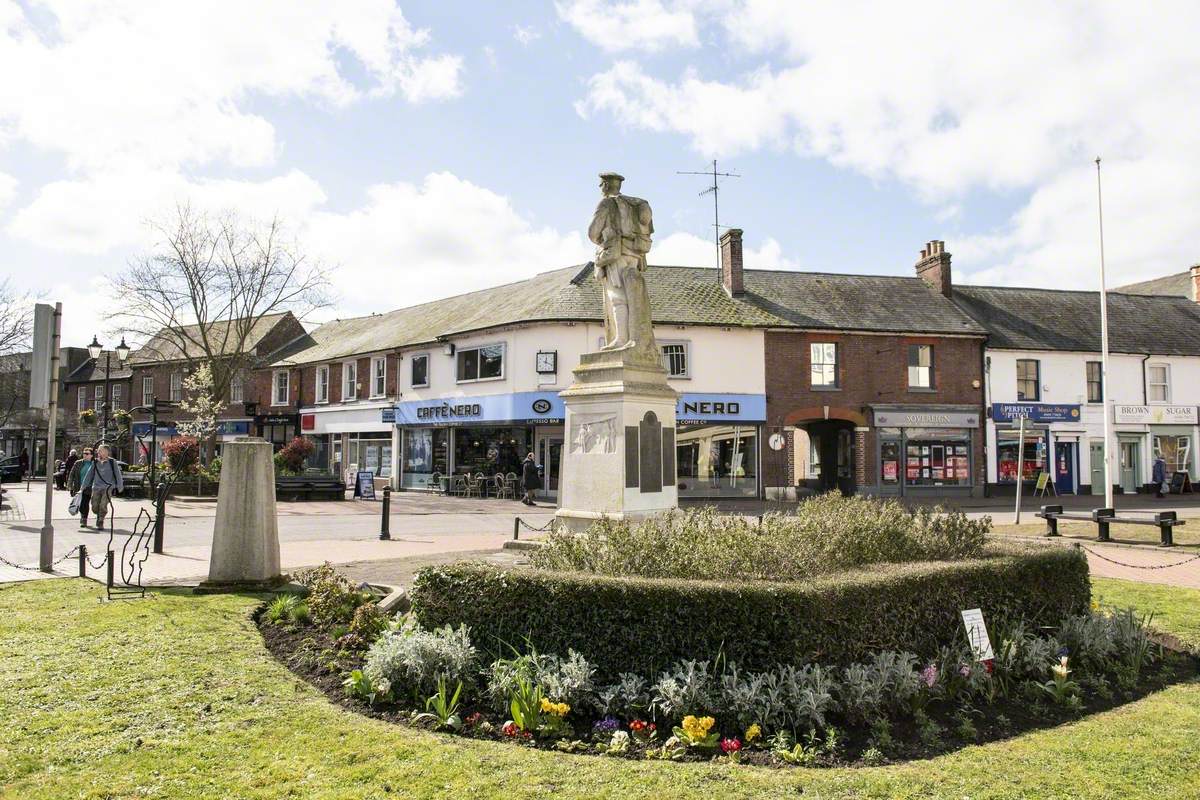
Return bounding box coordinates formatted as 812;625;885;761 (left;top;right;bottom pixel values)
599;172;625;182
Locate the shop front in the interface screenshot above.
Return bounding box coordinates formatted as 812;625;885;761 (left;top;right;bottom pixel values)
130;419;251;464
872;405;981;497
990;403;1081;494
298;404;394;485
254;413;300;450
1114;405;1198;493
394;391;767;500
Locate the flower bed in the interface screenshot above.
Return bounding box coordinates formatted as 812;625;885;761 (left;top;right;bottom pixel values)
410;543;1090;679
259;564;1196;768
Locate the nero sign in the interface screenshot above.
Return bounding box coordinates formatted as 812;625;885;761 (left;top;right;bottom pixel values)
416;403;483;421
675;393;766;423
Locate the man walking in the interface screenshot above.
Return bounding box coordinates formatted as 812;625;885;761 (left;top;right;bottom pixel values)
68;448;94;528
82;443;123;529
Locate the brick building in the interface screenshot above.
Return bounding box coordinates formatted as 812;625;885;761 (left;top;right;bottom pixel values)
758;240;988;499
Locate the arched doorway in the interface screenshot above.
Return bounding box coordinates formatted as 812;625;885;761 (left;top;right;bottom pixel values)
783;406;866;496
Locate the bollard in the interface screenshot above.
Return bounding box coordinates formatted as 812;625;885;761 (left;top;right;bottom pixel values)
513;517;521;540
379;486;391;540
153;484;167;554
78;544;87;578
106;550;115;588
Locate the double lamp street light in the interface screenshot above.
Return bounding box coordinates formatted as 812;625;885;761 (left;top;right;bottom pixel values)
87;334;130;444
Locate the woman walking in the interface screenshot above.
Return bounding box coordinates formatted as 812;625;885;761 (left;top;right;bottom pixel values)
520;452;541;506
67;448;94;528
81;443;123;530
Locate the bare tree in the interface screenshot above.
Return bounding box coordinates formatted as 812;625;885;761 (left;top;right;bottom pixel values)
0;278;33;358
111;204;332;410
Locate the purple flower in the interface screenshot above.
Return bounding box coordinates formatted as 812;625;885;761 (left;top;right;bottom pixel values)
959;664;971;678
592;716;621;735
920;664;938;688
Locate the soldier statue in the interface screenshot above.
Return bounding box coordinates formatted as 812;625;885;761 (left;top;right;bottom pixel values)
588;172;658;360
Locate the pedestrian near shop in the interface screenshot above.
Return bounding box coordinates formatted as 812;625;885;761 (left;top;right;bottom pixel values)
82;443;123;530
521;452;540;506
68;448;95;528
18;447;29;478
1153;455;1167;499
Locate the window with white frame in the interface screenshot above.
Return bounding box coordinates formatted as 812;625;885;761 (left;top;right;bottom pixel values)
1016;359;1040;401
272;370;290;406
1148;363;1171;403
343;361;358;400
77;388;87;412
169;372;182;402
142;376;154;406
315;365;330;403
810;342;838;388
111;384;123;409
659;341;690;378
907;344;934;388
371;356;386;397
229;371;244;403
411;353;429;388
94;385;104;407
456;343;504;382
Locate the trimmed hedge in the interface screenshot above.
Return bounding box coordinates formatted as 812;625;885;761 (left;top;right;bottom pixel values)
411;544;1090;680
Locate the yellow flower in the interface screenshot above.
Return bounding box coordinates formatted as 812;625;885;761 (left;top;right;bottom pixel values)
744;724;761;743
540;697;553;713
539;698;569;717
681;715;715;741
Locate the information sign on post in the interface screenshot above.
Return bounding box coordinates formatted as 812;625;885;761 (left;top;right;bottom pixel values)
961;608;995;662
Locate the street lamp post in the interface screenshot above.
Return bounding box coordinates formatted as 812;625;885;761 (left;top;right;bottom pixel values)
87;335;130;446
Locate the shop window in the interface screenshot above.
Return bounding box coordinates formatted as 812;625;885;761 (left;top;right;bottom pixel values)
810;343;838;388
675;424;758;498
905;439;971;486
456;344;505;383
272;370;290;406
348;433;392;478
169;372;182;402
411;353;429;388
1086;361;1102;403
1148;363;1170;403
315;365;329;404
1016;359;1039;401
371;356;387;398
452;426;530;477
880;440;901;484
142;376;154;406
659;342;689;378
343;361;358;400
401;427;449;489
907;345;933;389
996;429;1045;483
1154;434;1191;473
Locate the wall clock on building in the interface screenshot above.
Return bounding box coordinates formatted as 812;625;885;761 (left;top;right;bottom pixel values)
768;433;786;451
536;351;557;374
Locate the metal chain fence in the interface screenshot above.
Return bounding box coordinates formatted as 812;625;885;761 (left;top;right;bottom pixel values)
1079;544;1200;571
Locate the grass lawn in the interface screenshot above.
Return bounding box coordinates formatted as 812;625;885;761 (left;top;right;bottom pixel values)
1093;577;1200;649
990;519;1200;548
2;579;1199;800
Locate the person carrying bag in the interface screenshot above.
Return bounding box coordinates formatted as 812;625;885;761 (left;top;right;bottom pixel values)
67;448;95;528
81;444;123;530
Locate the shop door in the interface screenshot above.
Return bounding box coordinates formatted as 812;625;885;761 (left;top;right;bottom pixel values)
1089;442;1105;495
538;437;563;499
1119;440;1140;494
1054;442;1075;495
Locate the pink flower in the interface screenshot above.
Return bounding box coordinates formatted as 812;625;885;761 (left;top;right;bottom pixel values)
720;737;742;754
983;659;995;675
921;664;938;688
959;664;971;678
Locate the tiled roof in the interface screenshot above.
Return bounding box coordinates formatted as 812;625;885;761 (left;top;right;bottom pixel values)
274;264;984;366
952;285;1200;356
1115;271;1192;299
129;312;294;364
64;352;134;383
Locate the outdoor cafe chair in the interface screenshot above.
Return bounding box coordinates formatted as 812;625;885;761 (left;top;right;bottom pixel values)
464;474;482;498
494;473;515;500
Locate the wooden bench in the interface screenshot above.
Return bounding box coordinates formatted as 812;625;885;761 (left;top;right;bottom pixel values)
275;476;346;502
121;472;147;499
1037;504;1185;547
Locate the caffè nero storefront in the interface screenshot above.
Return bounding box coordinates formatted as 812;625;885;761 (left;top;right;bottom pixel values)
394;391;766;500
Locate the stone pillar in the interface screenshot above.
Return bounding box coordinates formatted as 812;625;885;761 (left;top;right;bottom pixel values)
555;349;678;532
201;437;282;589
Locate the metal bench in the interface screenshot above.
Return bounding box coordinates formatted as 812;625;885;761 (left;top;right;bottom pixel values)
1037;504;1185;547
275;476;346;502
122;472;147;499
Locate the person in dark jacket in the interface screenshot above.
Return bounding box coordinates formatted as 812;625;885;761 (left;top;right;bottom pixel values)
18;447;29;478
67;448;95;527
60;449;78;490
81;443;123;530
1153;456;1168;498
520;453;540;506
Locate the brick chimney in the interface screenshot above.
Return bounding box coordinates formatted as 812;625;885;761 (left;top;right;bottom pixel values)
720;228;744;297
915;239;952;297
1190;264;1200;302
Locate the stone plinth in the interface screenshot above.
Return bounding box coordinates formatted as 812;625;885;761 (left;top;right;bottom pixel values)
555;348;678;532
200;437;282;589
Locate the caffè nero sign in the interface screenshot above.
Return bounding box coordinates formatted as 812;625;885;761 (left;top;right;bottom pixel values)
1113;405;1198;425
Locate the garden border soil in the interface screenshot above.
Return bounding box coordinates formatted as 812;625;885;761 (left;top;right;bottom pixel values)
257;605;1199;768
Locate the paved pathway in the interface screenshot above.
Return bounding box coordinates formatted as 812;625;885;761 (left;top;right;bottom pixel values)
1070;540;1200;589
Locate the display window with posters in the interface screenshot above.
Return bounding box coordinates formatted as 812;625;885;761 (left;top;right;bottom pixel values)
996;429;1047;483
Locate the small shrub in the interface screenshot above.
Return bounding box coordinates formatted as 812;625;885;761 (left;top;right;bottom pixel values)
484;649;597;713
265;594;299;625
595;673;650;718
362;620;478;704
296;563;371;628
277;436;315;474
163;435;199;474
651;659;717;720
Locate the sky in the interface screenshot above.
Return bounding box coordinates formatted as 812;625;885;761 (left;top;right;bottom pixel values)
2;1;1198;347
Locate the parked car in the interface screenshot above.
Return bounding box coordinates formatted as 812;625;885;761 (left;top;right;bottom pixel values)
0;456;21;482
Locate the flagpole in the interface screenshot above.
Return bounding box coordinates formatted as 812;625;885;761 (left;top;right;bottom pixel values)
1095;157;1114;510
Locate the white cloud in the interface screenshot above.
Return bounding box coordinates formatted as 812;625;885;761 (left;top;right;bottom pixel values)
0;1;463;174
512;24;541;45
304;172;592;315
556;0;699;52
0;172;15;213
575;2;1200;287
653;230;798;270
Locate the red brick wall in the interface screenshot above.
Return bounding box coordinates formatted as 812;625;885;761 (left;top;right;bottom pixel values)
763;331;985;491
258;353;400;409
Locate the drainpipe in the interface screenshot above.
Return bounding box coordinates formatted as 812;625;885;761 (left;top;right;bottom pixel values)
982;353;991;497
1140;354;1150;405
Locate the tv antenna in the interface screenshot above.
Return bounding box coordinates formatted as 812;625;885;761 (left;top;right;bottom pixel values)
677;159;740;270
